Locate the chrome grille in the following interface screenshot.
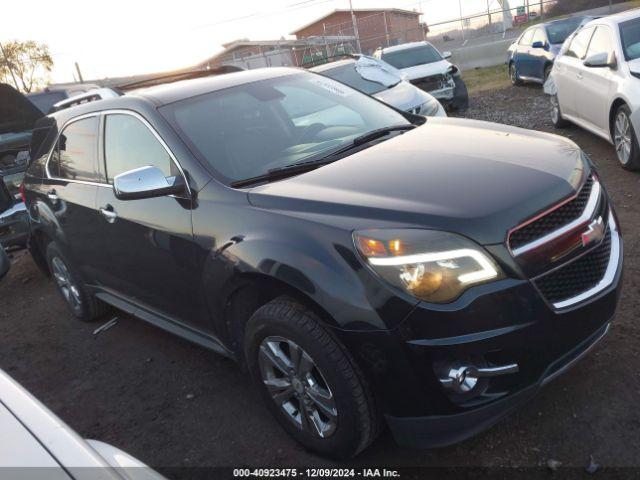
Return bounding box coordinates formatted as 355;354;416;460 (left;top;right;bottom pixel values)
510;176;594;250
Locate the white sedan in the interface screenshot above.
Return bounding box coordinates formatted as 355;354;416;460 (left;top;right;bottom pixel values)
547;9;640;169
0;368;164;479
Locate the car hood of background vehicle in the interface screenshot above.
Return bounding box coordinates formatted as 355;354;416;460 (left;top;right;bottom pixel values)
0;84;43;136
397;59;452;81
373;80;428;111
248;117;586;245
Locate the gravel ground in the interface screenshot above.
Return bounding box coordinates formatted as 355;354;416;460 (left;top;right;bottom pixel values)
1;84;639;477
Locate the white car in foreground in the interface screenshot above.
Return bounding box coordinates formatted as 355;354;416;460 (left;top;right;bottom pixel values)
547;9;640;169
373;41;467;110
311;56;446;117
0;368;163;479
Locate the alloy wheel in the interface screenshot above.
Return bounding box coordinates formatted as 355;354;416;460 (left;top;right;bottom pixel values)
258;336;338;438
510;64;517;83
614;111;632;165
51;256;82;313
551;95;560;124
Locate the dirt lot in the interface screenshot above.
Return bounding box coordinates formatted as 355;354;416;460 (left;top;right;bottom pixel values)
1;83;640;476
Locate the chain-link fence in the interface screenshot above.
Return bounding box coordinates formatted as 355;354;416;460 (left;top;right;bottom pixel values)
209;0;623;70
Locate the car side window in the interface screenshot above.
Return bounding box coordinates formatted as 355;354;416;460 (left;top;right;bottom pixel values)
586;26;614;58
104;114;176;183
519;29;535;46
48;116;99;182
566;27;595;59
532;29;547;45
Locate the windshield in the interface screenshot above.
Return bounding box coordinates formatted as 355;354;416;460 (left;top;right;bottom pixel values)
381;44;442;69
321;63;393;95
160;72;409;184
620;17;640;60
545;17;584;44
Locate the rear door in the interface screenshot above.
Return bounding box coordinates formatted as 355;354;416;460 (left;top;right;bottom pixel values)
41;115;102;279
94;111;200;324
554;26;595;118
575;25;617;134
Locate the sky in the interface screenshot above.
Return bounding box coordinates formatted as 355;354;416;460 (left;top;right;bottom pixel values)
1;0;509;84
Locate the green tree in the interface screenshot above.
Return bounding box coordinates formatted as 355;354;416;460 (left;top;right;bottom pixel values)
0;40;53;92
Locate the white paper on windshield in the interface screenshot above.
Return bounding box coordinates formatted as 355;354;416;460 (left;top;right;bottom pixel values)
354;56;401;87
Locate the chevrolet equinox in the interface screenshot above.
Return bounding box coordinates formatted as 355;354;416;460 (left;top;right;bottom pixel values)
23;68;623;458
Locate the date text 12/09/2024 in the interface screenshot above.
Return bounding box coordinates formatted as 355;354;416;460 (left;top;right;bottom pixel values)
233;469;401;478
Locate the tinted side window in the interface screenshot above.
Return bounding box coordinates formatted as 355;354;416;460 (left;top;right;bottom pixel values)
104;114;174;183
566;27;594;59
50;116;99;182
519;29;535;46
586;26;614;57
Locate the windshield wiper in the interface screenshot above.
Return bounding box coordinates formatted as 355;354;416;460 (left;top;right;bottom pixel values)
230;124;416;188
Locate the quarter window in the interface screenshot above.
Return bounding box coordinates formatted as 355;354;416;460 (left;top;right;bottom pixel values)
49;116;99;182
566;27;595;59
104;114;175;183
586;26;614;58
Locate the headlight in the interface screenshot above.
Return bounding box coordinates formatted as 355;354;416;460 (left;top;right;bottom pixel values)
416;98;443;117
354;229;503;303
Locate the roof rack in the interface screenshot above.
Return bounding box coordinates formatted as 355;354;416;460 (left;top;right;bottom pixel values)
50;88;122;113
118;65;244;91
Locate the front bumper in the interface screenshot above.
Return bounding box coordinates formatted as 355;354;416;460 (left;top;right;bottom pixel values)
332;224;622;449
386;322;610;448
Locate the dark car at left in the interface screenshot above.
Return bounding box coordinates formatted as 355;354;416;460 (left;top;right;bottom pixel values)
23;67;622;459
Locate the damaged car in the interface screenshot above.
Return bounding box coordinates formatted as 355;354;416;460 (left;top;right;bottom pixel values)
374;41;468;110
546;10;640;170
311;56;446;117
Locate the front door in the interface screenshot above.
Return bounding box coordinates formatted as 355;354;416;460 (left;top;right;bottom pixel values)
94;112;201;324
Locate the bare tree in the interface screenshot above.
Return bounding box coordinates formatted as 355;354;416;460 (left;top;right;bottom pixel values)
0;40;53;92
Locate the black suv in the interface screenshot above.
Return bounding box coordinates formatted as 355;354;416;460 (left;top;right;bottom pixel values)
24;68;622;458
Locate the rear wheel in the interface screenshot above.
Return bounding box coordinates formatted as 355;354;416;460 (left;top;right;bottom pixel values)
544;64;552;83
509;62;522;86
245;297;379;459
46;243;108;321
613;104;640;170
550;94;569;128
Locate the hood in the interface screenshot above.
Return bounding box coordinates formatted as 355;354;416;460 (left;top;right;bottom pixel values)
248;117;587;245
373;80;431;112
397;59;452;81
0;84;43;135
627;58;640;74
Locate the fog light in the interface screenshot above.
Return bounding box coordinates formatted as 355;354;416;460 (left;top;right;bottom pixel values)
439;362;519;394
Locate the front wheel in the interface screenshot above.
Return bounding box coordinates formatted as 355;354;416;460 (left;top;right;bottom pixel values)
509;62;522;86
613;104;640;170
550;94;569;128
244;297;379;459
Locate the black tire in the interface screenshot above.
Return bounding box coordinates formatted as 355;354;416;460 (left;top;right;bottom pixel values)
509;62;522;86
550;94;569;128
543;64;552;83
244;297;379;459
46;243;109;321
612;104;640;171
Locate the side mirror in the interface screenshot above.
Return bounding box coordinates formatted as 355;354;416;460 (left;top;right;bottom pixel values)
113;166;186;201
583;51;616;68
442;51;452;59
531;41;545;49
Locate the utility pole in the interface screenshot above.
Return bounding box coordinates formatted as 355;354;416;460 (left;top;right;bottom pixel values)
609;0;613;13
348;0;361;53
0;41;20;90
74;62;84;83
540;0;544;20
487;0;492;28
458;0;465;42
525;0;530;18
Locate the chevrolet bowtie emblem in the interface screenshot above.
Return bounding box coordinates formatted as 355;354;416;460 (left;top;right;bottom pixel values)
581;217;605;248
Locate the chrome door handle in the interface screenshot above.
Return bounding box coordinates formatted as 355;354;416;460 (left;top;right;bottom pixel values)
577;73;583;79
100;206;117;223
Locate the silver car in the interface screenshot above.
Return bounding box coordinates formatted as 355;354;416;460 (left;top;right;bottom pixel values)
311;56;446;117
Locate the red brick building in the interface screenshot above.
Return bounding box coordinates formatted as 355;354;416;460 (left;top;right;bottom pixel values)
291;8;426;55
